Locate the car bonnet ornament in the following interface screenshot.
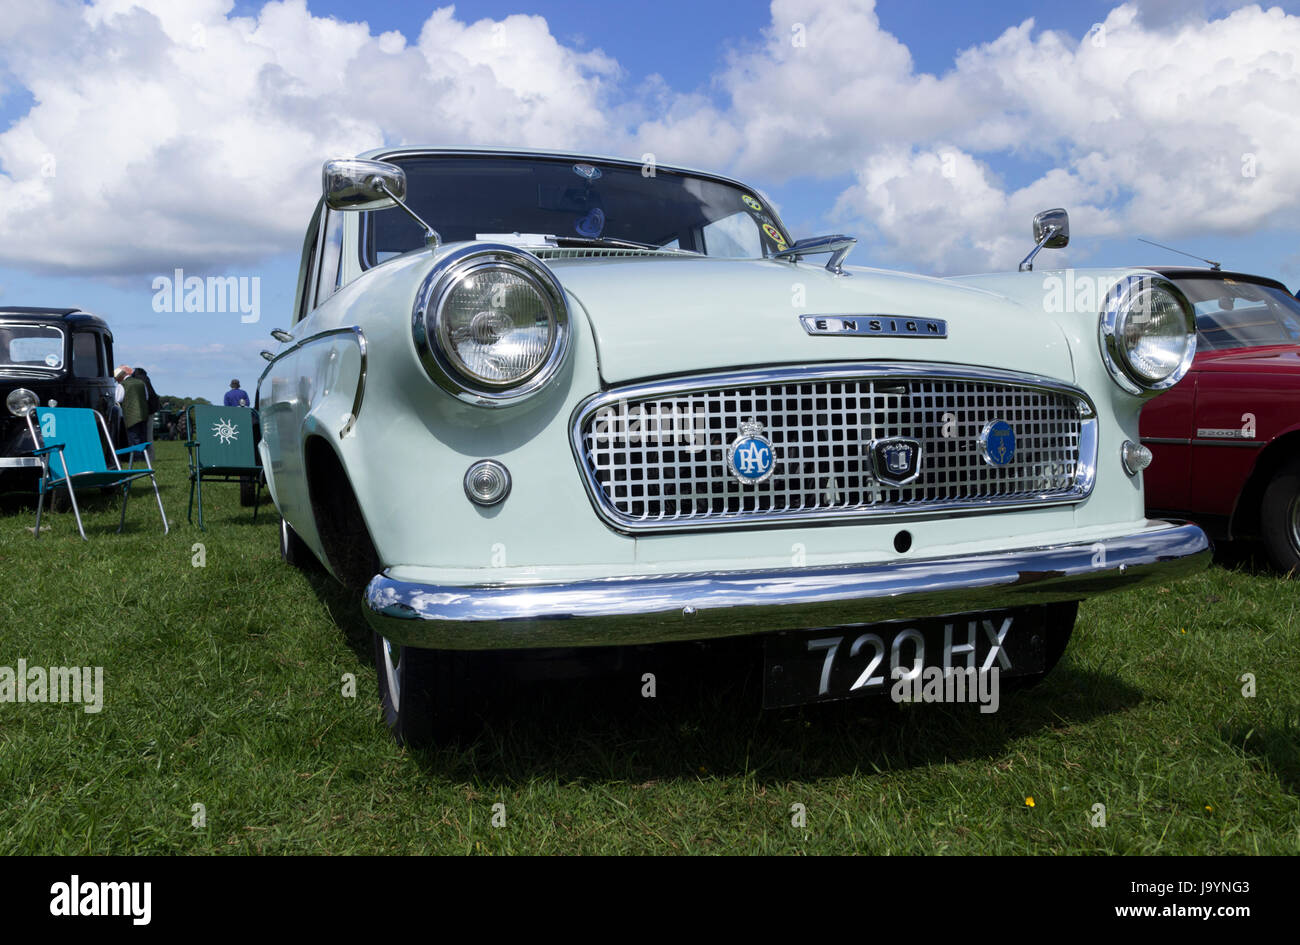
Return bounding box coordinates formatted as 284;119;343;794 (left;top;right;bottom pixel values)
727;418;777;485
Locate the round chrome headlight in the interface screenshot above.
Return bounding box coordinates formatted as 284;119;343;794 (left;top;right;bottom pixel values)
1099;274;1196;394
6;388;38;417
414;244;570;406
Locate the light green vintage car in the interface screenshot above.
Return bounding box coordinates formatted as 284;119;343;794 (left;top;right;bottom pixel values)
258;146;1211;743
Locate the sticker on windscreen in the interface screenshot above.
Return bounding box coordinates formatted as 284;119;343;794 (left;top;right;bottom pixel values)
742;194;763;212
45;354;60;368
763;222;787;250
573;163;602;180
575;207;606;238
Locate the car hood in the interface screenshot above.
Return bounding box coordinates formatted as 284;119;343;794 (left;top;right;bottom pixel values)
1194;345;1300;374
545;254;1074;385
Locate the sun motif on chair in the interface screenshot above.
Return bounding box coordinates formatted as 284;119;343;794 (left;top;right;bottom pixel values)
212;418;239;445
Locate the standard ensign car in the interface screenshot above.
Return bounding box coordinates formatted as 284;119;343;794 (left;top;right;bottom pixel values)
258;148;1211;743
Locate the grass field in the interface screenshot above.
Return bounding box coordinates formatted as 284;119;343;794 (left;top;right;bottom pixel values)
0;440;1297;854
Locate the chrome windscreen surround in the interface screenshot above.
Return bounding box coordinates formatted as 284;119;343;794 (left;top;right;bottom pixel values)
570;363;1098;534
411;243;570;407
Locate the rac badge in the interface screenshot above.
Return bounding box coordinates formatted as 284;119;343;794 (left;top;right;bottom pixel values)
727;419;776;485
871;437;922;486
980;419;1016;467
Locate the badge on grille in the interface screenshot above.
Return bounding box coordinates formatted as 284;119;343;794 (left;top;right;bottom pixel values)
870;437;922;485
727;419;776;485
980;419;1017;466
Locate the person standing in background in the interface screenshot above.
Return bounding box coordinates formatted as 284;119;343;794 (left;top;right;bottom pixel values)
117;365;150;464
132;366;161;465
224;379;250;408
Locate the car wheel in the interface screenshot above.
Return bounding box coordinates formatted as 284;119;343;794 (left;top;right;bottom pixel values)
279;516;320;571
373;635;459;746
1260;458;1300;575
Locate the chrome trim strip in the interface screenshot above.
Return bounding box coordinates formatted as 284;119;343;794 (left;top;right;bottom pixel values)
1191;438;1267;449
0;457;41;468
1140;436;1191;446
255;326;368;439
363;521;1211;649
568;362;1099;534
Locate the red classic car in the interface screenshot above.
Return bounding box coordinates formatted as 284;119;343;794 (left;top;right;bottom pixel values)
1140;267;1300;572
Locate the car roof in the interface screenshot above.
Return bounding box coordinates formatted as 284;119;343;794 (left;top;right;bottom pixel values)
356;146;763;199
0;308;110;331
1145;266;1292;293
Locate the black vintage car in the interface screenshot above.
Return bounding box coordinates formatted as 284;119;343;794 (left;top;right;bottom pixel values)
1;307;126;490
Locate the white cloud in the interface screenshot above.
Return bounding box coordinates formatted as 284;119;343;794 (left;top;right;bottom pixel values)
642;0;1300;272
0;0;620;276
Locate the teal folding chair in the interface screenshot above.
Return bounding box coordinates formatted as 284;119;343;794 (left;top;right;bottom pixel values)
25;406;169;540
185;404;263;530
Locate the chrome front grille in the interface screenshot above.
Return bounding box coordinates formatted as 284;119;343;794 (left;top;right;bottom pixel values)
571;364;1097;533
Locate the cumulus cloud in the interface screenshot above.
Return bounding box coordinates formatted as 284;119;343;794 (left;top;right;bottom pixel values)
1;0;1299;277
656;0;1300;272
0;0;620;275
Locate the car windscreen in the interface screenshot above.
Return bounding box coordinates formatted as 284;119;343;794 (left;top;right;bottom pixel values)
1174;277;1300;350
0;324;64;370
363;155;792;265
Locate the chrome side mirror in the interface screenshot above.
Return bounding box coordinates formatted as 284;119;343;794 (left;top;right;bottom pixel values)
1019;208;1069;272
321;158;440;247
1033;208;1070;249
322;159;407;212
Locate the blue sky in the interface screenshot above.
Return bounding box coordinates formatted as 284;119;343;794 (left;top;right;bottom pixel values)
2;0;1299;401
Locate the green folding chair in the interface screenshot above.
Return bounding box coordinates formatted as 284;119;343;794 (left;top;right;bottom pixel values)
25;406;169;540
186;404;263;530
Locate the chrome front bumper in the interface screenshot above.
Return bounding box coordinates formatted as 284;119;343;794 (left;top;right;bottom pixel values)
363;521;1210;650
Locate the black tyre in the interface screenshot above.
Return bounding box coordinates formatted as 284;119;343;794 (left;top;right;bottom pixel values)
373;636;464;747
279;516;320;571
1260;458;1300;575
239;475;259;507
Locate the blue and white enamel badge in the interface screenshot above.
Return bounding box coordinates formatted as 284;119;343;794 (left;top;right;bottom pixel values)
727;419;776;485
980;419;1017;466
870;437;922;485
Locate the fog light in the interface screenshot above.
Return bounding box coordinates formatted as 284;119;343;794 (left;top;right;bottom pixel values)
1122;440;1152;476
464;459;511;506
6;388;37;417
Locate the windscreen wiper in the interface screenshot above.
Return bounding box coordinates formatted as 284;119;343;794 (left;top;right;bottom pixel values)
552;236;661;250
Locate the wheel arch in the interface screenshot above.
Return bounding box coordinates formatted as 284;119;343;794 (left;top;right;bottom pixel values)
302;432;381;591
1229;429;1300;540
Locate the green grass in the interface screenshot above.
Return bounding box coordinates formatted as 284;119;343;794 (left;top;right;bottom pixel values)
0;440;1297;854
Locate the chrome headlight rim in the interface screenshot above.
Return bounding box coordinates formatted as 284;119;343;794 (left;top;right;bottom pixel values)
6;388;38;418
413;243;570;407
1099;273;1196;396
